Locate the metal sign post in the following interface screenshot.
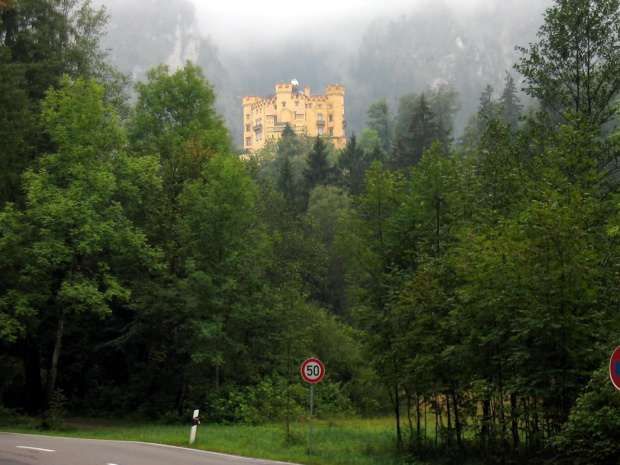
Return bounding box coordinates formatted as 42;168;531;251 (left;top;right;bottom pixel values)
309;384;315;454
189;409;199;445
301;358;325;455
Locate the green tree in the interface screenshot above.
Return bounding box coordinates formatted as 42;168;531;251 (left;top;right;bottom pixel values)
359;129;382;156
0;47;36;208
0;0;128;207
127;62;229;272
515;0;620;128
366;98;392;152
302;136;333;195
178;153;269;391
1;0;124;101
337;161;408;446
428;83;461;145
276;156;301;212
128;61;229;165
392;93;418;143
499;72;523;129
337;132;368;195
0;77;159;409
306;186;351;317
389;94;442;171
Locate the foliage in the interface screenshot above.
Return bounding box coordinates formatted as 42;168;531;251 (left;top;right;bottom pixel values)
0;77;160;411
42;389;68;430
3;2;620;464
553;366;620;465
515;0;620;128
366;99;392;152
388;88;459;172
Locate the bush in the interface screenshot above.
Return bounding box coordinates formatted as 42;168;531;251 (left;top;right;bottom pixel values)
41;390;68;430
204;376;356;425
0;406;31;427
552;366;620;464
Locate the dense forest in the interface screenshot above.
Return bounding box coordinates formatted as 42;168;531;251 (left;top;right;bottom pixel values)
1;0;620;464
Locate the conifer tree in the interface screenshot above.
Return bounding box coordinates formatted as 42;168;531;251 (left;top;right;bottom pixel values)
499;72;522;130
303;136;332;193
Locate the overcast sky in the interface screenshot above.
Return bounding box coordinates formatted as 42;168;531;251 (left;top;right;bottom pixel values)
191;0;492;52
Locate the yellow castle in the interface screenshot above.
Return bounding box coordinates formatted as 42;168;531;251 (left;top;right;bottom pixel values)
242;80;346;152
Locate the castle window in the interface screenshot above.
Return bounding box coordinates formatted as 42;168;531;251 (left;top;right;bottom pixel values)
328;104;333;109
318;127;324;136
246;137;252;146
246;114;250;120
282;102;286;108
317;114;323;121
329;115;333;122
329;128;334;136
246;124;251;132
295;101;299;107
318;104;323;109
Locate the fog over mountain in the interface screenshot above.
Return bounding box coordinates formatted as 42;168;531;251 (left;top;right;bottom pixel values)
96;0;551;147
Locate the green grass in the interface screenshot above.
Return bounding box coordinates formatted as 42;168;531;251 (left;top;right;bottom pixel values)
1;417;405;465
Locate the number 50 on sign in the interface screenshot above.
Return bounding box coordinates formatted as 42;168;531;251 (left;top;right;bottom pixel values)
301;358;325;383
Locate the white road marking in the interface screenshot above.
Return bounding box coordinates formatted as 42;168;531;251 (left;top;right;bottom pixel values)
17;446;55;452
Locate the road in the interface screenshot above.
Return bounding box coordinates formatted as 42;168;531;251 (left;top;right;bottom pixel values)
0;433;297;465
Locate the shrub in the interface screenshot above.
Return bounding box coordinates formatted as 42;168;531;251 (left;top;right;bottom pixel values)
41;390;68;430
552;366;620;464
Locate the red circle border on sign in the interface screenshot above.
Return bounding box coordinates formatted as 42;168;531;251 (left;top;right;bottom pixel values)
610;346;620;390
301;358;325;384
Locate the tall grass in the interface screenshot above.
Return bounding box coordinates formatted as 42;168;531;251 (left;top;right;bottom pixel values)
2;417;406;465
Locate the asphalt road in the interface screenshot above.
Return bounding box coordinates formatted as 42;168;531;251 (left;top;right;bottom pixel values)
0;433;297;465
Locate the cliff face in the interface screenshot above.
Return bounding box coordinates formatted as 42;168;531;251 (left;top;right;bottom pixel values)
101;0;201;81
345;0;549;136
98;0;549;147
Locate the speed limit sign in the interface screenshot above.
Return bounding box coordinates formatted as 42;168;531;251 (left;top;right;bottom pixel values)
301;358;325;383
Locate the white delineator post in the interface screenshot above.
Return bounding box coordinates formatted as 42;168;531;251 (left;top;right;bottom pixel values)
189;409;199;445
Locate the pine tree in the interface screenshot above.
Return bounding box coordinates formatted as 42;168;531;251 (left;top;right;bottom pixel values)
500;72;522;130
337;133;367;195
277;157;300;211
367;99;392;152
389;94;441;171
303;136;332;191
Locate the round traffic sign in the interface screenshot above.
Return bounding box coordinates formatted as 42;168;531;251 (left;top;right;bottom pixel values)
611;346;620;390
301;358;325;383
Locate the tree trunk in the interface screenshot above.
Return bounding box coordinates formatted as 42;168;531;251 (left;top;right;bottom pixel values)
511;393;519;449
446;393;452;446
452;390;462;448
393;381;402;449
482;398;491;446
45;308;66;408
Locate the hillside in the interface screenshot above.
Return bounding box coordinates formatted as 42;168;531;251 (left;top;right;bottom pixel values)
97;0;550;147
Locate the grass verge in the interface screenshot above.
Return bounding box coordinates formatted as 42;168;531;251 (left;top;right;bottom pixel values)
1;417;405;465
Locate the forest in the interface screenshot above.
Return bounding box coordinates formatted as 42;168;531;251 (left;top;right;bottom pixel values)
1;0;620;464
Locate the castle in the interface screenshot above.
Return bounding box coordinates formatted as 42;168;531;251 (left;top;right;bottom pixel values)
242;80;346;152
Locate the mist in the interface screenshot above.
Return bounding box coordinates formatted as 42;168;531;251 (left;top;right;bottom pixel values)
96;0;551;146
191;0;521;54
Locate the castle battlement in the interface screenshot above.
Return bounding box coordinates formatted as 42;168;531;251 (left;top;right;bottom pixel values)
242;80;346;152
